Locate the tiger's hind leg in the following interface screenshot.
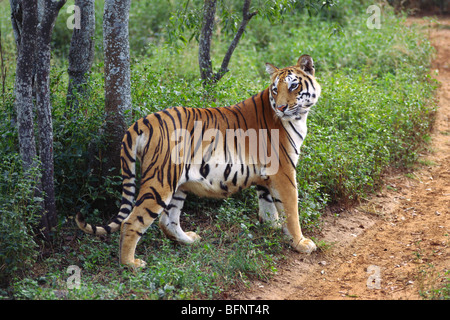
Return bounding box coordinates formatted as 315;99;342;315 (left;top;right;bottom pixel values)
119;191;169;268
159;190;201;244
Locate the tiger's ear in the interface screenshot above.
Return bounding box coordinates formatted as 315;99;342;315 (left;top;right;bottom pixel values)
297;55;315;76
265;63;279;76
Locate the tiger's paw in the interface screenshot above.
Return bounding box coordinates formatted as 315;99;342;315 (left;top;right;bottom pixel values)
123;258;147;269
293;237;317;254
185;231;201;243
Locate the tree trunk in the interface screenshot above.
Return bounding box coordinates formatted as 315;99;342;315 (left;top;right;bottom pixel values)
9;0;23;52
11;0;64;239
198;0;257;86
34;0;66;237
67;0;95;110
198;0;217;85
103;0;132;177
11;0;38;173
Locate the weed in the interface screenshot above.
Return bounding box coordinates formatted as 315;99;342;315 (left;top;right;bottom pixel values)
0;155;43;288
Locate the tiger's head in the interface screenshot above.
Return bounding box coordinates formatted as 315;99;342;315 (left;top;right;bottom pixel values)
266;55;321;120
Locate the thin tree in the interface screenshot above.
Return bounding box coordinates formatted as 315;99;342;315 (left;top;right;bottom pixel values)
34;0;66;236
198;0;257;85
102;0;132;177
172;0;336;87
10;0;65;239
10;0;38;174
67;0;95;110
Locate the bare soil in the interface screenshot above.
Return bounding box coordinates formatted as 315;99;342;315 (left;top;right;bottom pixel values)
228;17;450;300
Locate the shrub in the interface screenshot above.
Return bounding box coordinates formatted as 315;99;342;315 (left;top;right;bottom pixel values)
0;155;42;288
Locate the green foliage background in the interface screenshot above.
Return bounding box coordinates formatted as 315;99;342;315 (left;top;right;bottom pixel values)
0;0;438;299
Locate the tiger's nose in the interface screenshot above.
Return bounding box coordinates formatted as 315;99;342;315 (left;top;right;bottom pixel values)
277;105;288;112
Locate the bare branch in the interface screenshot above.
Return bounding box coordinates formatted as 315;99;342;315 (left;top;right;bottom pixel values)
214;0;257;83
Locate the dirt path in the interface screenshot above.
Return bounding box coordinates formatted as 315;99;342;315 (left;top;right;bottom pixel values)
229;17;449;300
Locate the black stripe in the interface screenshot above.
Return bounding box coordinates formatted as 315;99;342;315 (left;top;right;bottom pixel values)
172;164;178;192
142;125;153;156
283;172;297;188
135;192;155;207
133;120;142;135
185;164;190;181
280;144;296;169
307;77;315;91
289;122;304;140
259;91;271;135
200;162;210;178
256;185;273;203
122;188;134;196
122;142;136;162
220;181;228;192
224;164;232;180
112;218;123;225
121;197;133;206
121;157;135;179
233;105;248;130
251;94;259;119
125;131;133;149
162;109;177;129
244;166;250;186
145;208;159;219
281;123;299;154
166;204;177;210
213;107;226;121
228;108;241;129
119;208;131;215
232;172;238;186
174;107;183;127
149;186;167;209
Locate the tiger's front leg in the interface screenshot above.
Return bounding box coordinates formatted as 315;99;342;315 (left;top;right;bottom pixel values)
268;172;317;254
159;190;201;244
256;185;280;228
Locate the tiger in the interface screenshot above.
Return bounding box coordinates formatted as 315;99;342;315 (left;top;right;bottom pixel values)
76;55;321;268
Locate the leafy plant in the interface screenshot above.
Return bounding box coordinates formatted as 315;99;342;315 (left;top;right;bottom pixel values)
0;154;42;287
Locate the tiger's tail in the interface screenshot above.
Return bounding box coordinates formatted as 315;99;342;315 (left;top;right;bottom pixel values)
75;125;139;236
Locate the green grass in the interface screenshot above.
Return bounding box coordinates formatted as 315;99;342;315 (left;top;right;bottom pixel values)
0;0;439;299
